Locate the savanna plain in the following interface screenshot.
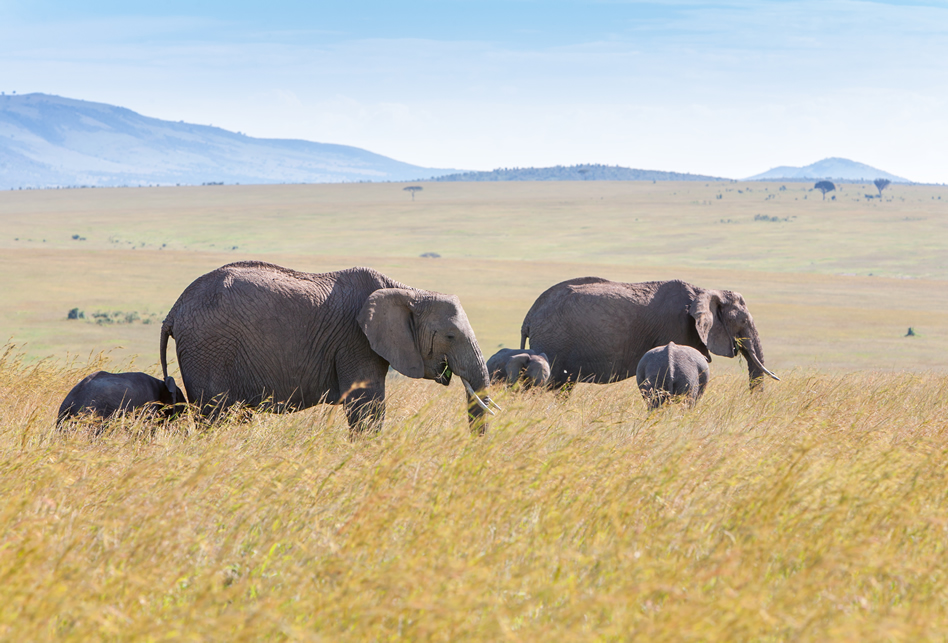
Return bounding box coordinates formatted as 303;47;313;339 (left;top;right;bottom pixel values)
2;181;948;640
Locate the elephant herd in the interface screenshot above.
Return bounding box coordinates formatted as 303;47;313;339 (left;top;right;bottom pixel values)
59;261;779;434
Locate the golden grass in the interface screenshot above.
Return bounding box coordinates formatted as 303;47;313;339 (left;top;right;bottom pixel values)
3;180;947;638
4;344;948;640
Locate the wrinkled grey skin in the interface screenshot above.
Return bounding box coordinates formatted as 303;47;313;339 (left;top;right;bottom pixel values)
636;342;710;409
487;348;551;388
160;261;492;434
521;277;776;390
58;371;182;425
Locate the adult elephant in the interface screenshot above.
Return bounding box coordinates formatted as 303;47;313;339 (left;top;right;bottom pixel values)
160;261;495;434
520;277;778;389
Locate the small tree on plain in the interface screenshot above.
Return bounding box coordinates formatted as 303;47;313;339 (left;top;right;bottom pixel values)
814;180;835;200
874;178;891;197
404;186;423;201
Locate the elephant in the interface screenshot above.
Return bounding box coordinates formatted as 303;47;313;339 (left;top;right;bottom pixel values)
636;342;710;409
520;277;778;389
160;261;495;434
58;371;182;425
487;348;551;388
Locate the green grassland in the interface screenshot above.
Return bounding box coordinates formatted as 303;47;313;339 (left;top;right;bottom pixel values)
3;181;947;278
2;180;948;639
2;180;947;373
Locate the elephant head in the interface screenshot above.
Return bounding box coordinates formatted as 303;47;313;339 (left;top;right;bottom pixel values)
505;352;551;388
358;288;495;430
689;289;779;388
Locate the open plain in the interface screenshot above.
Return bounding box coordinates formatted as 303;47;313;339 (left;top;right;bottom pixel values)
2;180;948;639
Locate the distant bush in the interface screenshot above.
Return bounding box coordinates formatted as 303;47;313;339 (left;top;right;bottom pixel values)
83;310;162;325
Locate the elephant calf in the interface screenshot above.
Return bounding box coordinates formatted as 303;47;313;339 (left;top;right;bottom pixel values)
636;342;710;410
58;371;183;425
487;348;551;389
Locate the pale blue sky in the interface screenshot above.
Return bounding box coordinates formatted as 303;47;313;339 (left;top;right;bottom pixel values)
1;1;946;181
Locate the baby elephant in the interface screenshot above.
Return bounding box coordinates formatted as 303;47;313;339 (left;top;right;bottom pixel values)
636;342;710;410
58;371;183;424
487;348;551;389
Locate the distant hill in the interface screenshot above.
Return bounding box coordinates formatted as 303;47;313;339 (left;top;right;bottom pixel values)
0;93;458;189
431;164;725;182
745;158;910;183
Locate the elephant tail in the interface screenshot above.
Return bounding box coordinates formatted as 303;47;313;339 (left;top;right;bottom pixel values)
520;322;528;350
160;318;177;405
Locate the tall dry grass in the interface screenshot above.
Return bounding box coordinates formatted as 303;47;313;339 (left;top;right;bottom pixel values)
2;343;948;640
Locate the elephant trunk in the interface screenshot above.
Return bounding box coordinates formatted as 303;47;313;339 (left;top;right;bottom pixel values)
740;331;778;389
452;345;494;434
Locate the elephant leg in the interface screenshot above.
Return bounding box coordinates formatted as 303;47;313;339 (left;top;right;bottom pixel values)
343;386;385;435
340;379;385;437
336;356;389;436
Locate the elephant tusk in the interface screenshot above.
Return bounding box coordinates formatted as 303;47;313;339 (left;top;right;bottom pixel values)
488;398;504;411
748;350;780;381
462;378;496;416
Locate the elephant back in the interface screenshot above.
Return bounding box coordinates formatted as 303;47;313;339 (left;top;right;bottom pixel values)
165;262;404;410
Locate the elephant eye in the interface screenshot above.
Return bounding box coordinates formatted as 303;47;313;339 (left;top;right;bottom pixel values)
446;333;457;341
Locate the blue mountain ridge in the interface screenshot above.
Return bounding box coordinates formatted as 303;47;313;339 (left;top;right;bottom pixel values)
745;157;910;183
0;93;458;188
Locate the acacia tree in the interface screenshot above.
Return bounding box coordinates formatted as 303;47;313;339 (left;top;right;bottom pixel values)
814;180;836;200
874;178;891;197
403;186;423;201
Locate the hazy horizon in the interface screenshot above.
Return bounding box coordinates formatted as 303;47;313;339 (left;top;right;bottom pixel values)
1;1;946;183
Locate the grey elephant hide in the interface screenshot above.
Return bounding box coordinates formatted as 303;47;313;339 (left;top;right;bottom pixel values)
486;348;551;388
58;371;182;425
161;261;493;434
636;342;710;409
520;277;777;389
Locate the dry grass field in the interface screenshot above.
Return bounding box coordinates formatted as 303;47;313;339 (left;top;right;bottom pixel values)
3;350;948;639
2;180;948;639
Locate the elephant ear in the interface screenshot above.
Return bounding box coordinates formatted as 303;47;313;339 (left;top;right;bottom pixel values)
358;289;425;378
505;353;530;384
689;291;735;357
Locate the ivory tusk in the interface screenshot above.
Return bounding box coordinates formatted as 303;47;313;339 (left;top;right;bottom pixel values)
462;378;496;416
488;398;504;411
748;350;780;381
